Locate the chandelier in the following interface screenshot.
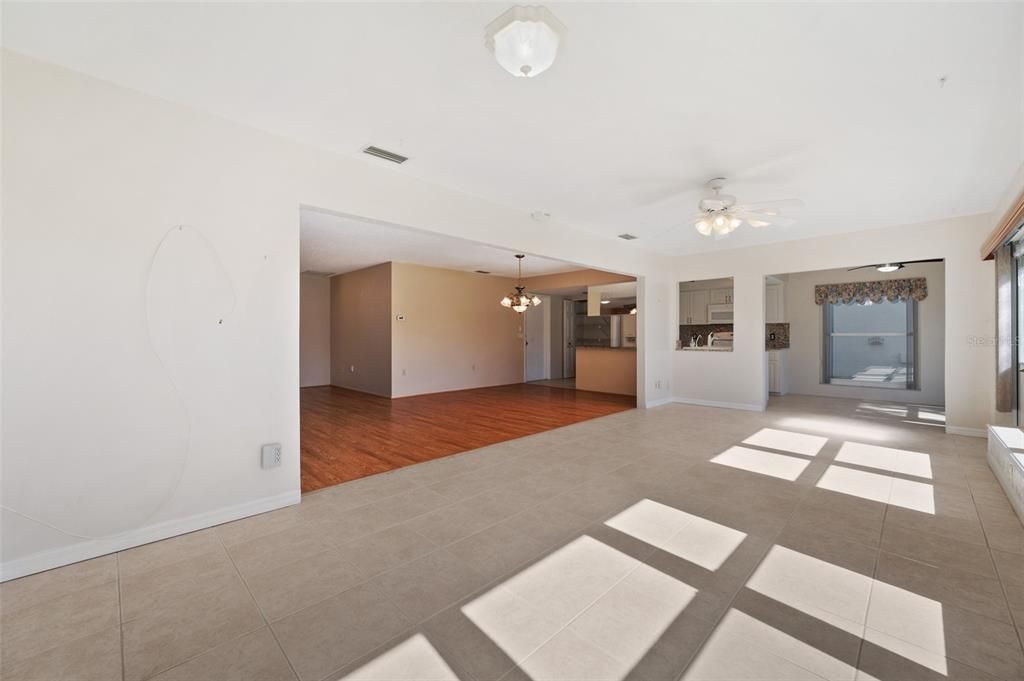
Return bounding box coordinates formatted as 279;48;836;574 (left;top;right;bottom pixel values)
500;254;542;313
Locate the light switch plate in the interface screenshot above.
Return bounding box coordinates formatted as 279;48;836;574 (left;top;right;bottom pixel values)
261;443;282;469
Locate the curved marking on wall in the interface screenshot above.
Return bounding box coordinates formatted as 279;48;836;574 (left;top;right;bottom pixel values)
1;225;236;539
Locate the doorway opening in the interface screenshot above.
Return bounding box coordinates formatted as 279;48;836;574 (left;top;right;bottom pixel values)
299;207;637;492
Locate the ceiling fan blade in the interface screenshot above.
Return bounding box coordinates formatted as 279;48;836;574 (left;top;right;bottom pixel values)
846;258;944;272
734;199;804;211
731;211;796;227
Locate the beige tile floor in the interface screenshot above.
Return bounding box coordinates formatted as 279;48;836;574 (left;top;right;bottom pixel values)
2;396;1023;681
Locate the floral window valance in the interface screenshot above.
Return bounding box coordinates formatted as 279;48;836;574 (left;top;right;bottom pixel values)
814;278;928;305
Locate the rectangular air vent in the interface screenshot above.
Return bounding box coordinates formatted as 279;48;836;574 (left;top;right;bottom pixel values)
302;270;335;277
618;233;639;240
475;270;491;274
363;146;408;164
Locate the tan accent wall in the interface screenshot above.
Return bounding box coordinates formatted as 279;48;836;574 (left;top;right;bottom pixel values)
391;263;524;397
576;348;638;396
782;261;945;406
523;269;634;292
300;274;331;387
330;263;392;396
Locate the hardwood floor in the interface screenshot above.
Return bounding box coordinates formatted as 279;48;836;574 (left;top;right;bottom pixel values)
300;383;636;492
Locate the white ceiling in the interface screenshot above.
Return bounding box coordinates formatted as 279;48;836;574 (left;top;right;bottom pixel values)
6;3;1022;255
300;209;576;277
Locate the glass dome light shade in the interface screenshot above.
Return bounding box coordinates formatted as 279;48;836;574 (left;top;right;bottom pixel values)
485;6;566;78
531;295;542;306
500;296;512;307
695;219;713;236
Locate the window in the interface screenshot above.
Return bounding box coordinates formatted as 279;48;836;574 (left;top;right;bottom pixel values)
823;299;916;389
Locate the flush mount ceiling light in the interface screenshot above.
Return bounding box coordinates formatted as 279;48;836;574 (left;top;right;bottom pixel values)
500;254;542;313
485;5;566;78
876;263;903;273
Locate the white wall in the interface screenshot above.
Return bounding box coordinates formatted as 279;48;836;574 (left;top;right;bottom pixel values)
1;51;669;580
671;215;998;434
780;262;945;406
299;274;331;387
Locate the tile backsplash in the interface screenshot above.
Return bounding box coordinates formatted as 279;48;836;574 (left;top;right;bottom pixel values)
679;323;790;350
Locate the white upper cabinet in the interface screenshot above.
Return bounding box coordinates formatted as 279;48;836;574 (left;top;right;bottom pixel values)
765;284;785;323
679;290;709;324
709;288;734;305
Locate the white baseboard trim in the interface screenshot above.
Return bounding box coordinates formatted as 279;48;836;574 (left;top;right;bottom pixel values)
671;397;767;412
644;397;675;408
1;490;300;582
945;425;987;438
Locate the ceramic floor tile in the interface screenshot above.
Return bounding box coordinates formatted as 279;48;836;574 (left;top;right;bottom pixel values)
245;547;365;621
0;626;122;681
0;555;117;615
1;580;120;667
122;574;264;681
874;551;1011;624
371;549;490;624
272;582;412;681
228;523;335;579
118;528;223;577
880;524;998;578
119;545;238;621
337;523;441;580
148;627;296;681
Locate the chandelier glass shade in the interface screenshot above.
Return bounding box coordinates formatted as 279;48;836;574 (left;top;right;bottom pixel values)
501;255;542;313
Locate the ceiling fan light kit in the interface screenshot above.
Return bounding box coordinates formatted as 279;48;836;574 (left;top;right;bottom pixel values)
485;5;566;78
692;177;800;239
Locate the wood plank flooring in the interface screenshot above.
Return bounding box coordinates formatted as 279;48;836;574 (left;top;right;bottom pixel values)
300;383;635;492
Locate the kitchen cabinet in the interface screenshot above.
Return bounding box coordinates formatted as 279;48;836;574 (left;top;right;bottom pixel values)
709;288;734;305
679;290;708;324
765;284;785;323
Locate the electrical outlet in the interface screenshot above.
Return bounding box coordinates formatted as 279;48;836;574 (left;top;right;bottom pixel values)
655;380;662;389
349;365;355;373
261;443;282;469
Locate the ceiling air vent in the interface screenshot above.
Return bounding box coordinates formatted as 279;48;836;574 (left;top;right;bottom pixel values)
618;233;639;241
362;146;408;164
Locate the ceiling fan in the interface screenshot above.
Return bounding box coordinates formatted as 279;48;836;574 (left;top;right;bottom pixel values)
693;178;802;238
847;258;943;273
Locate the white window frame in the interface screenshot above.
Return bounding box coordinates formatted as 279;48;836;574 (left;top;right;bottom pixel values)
822;299;918;390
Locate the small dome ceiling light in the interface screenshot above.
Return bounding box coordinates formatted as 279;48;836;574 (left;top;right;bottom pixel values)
500;254;543;313
485;6;566;78
876;263;904;273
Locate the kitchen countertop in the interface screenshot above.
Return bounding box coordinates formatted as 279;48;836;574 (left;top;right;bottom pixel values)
679;346;733;352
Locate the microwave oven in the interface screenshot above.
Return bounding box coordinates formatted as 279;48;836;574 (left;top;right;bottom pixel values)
707;304;734;323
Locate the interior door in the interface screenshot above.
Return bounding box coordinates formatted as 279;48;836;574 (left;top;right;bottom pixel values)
563;299;576;378
524;299;548;382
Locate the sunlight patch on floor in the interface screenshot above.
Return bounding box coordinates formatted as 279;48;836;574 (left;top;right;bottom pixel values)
816;465;935;514
742;428;828;457
339;634;460;681
462;535;695;681
710;446;811;481
682;608;858;681
775;417;897;443
605;499;747;571
745;545;947;676
833;442;932;479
